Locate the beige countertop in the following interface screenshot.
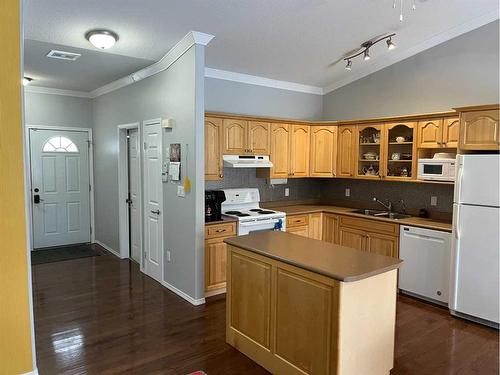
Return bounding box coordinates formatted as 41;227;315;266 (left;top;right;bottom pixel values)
225;231;402;282
267;204;452;232
205;215;237;226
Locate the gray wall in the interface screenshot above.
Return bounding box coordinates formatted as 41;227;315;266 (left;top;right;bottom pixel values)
92;45;205;301
24;91;93;128
323;20;500;120
320;179;453;221
205;77;323;120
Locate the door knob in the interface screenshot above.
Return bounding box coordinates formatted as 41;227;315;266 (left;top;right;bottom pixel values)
151;209;160;215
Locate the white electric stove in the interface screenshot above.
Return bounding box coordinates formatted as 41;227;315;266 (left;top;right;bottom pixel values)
221;188;286;235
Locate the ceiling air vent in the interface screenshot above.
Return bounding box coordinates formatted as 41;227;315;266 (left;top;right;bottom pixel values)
46;50;81;61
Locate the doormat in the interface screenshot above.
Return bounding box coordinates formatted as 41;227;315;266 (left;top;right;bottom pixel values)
31;245;101;265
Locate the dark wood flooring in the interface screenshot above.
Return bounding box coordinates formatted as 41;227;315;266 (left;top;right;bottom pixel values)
32;245;499;375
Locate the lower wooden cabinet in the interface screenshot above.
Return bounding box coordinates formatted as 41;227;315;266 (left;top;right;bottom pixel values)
322;213;339;244
366;232;399;258
287;225;309;237
308;213;323;240
339;226;366;250
205;222;237;295
286;213;322;240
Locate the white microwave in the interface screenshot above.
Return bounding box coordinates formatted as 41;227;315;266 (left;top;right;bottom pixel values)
418;158;456;181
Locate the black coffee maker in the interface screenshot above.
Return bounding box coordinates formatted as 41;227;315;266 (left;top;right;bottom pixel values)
205;190;226;222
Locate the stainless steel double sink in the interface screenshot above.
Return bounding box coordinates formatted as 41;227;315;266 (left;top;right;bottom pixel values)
349;209;411;220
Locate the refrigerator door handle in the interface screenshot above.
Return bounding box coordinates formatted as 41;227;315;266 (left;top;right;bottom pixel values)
454;205;461;240
454;159;464;203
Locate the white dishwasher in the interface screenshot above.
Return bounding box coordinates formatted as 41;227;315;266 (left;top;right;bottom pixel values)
399;225;451;305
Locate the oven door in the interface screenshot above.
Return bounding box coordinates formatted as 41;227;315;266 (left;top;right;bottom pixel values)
238;218;285;235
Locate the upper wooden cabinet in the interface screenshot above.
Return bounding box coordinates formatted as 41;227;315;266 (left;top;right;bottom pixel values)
337;126;356;177
248;121;270;154
290;125;310;177
269;123;291;178
355;124;384;179
222;118;270;155
417;117;459;148
310;126;337;177
384;122;417;181
222;119;247;154
205;117;223;180
456;106;499;151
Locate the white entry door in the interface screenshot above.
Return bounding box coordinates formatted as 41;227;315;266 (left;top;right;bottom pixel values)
128;128;142;263
142;120;163;283
30;129;91;248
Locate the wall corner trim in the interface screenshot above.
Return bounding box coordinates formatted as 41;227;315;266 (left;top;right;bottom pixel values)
162;281;206;306
94;240;124;259
205;67;324;95
22;368;39;375
90;30;214;98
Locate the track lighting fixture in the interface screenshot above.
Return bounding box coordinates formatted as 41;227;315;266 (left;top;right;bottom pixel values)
23;77;33;86
343;33;396;71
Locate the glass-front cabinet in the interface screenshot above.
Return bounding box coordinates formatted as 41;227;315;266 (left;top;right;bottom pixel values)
384;122;417;180
355;124;383;179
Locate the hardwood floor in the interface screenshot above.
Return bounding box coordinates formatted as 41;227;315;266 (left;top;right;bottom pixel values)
32;245;498;375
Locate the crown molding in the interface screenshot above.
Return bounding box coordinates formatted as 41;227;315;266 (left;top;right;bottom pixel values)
205;67;324;95
323;11;499;94
24;85;93;98
90;30;215;98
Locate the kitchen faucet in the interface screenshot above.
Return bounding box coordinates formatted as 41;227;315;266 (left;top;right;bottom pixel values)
372;197;392;212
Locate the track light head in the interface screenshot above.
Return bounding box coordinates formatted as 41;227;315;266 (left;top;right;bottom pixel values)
363;49;371;61
345;60;352;71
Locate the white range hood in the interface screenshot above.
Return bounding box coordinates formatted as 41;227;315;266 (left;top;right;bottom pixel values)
223;154;273;168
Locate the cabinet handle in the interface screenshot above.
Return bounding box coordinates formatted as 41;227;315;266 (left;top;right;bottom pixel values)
219;173;224;178
215;229;226;233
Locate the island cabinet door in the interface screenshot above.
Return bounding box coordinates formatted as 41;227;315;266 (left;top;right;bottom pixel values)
290;125;310;177
339;226;366;251
222;118;247;154
366;232;399;258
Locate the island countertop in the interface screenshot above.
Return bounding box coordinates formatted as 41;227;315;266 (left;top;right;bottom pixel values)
225;231;402;282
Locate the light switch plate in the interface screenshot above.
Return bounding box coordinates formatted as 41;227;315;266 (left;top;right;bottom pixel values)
430;196;438;206
345;188;351;197
284;188;290;197
177;185;185;197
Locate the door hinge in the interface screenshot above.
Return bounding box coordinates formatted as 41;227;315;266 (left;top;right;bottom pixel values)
144;142;147;150
89;184;92;191
90;226;93;235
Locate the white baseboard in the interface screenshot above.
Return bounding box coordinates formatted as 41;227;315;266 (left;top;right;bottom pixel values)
22;368;38;375
93;240;124;259
162;281;206;306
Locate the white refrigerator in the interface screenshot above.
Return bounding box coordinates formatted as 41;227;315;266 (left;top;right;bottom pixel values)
450;154;500;327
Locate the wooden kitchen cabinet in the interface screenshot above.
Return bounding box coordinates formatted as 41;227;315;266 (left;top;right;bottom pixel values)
248;121;270;154
269;123;290;178
205;117;223;180
286;214;309;238
366;232;399;258
384;122;417;181
205;221;237;295
222;118;247;154
456;106;499;151
355;124;384;179
417;117;459;149
339;226;366;251
322;213;339;244
287;225;309;237
290;125;310;177
337;125;356;177
308;213;323;240
310;126;337;177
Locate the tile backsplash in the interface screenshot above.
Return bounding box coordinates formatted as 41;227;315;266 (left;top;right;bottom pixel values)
320;178;454;220
205;168;322;202
205;170;454;221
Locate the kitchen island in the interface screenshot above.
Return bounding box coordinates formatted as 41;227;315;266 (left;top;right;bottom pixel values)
224;231;402;375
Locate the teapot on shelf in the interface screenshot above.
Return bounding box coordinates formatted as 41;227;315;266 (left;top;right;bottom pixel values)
362;165;378;176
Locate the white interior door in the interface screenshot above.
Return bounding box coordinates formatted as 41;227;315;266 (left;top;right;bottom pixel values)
128;128;142;263
142;121;163;283
30;129;91;249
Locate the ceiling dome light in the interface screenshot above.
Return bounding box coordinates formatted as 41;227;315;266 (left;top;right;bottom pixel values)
363;49;371;61
85;29;119;49
345;60;352;71
23;77;33;86
386;38;396;50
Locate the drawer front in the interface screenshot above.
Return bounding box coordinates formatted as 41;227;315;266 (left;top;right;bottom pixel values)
339;215;399;236
205;222;237;239
286;214;309;227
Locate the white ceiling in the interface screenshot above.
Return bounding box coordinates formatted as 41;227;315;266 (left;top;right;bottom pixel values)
24;0;499;94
